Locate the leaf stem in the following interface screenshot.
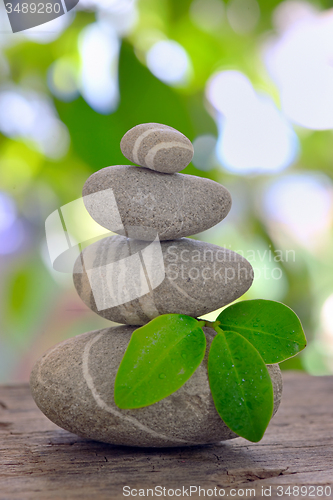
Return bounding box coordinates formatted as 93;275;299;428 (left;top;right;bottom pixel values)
197;319;222;330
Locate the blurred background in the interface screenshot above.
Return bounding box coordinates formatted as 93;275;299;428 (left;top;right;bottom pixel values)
1;0;333;383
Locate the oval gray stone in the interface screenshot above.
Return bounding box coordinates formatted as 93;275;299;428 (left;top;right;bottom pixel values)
73;235;254;325
120;123;194;173
30;326;283;447
82;165;232;241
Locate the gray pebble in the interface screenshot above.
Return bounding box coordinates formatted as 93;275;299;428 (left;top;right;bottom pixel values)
73;235;254;325
82;165;232;241
120;123;194;174
30;326;282;447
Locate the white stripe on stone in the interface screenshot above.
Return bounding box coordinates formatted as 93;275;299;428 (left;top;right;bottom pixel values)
137;294;160;320
82;331;194;445
144;142;193;170
37;341;72;391
168;280;202;305
132;128;158;164
116;305;143;324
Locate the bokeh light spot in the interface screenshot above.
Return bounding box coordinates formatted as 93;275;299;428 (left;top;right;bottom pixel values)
266;7;333;129
0;219;25;255
192;135;217;171
263;173;333;244
146;40;192;86
0;192;16;232
273;0;317;33
321;294;333;345
227;0;260;34
0;88;69;159
190;0;225;32
79;22;120;114
48;58;79;102
206;70;298;173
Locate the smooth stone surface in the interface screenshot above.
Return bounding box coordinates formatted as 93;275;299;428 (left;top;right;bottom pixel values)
82;165;232;241
30;326;283;448
120;123;194;174
73;235;254;325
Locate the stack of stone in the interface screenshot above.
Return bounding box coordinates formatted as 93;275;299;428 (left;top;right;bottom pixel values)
30;123;282;448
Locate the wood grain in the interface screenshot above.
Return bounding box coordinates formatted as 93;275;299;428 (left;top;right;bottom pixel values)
0;372;332;499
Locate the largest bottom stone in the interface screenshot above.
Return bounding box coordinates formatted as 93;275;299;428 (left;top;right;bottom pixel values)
30;325;283;448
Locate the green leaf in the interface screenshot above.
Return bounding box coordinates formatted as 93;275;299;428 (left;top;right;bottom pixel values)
216;299;307;364
208;329;274;442
114;314;206;409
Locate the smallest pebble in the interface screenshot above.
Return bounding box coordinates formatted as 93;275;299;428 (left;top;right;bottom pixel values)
120;122;194;174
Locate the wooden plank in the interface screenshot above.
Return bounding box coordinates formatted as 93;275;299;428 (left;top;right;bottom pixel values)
0;373;332;499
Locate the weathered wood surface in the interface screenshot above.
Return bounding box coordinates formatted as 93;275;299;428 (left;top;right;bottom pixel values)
0;372;332;500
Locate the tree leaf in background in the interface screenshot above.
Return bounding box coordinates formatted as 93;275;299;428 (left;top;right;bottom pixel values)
216;299;307;364
4;261;55;345
55;42;195;173
8;269;29;314
208;328;274;442
114;314;206;409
